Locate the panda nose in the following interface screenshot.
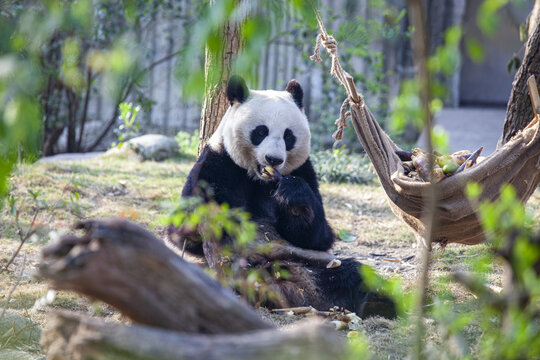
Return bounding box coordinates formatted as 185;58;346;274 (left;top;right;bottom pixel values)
265;155;283;166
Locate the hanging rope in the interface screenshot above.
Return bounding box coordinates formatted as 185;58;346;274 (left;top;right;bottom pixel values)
310;8;362;140
333;98;351;141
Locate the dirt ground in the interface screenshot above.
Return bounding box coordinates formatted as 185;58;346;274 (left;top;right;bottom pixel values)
1;155;539;358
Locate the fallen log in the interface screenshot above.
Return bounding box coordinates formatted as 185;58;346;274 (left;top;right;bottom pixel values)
38;218;347;359
39;218;272;334
41;311;344;360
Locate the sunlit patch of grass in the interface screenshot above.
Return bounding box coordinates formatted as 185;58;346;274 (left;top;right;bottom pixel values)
432;244;492;271
0;156;193;327
322;182;415;245
49;292;86;311
1;156;192;246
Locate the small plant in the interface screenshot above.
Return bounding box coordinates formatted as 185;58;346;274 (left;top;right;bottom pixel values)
460;183;540;359
166;194;285;306
311;147;375;184
1;190;43;275
168;195;257;248
175;130;199;158
112;102;141;147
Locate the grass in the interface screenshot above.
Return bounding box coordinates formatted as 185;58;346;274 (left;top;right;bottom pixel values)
0;153;539;359
0;154;193;328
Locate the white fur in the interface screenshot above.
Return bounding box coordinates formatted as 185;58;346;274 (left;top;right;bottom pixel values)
208;89;310;180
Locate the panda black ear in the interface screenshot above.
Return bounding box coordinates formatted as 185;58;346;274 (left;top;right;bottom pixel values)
226;75;249;105
285;79;303;109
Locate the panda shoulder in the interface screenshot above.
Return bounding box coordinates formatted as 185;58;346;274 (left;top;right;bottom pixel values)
291;158;318;184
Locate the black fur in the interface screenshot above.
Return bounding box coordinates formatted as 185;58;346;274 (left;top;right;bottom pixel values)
313;259;396;318
182;146;333;251
226;75;249;105
285;79;303;109
284;128;296;151
250;125;269;146
180;146;396;318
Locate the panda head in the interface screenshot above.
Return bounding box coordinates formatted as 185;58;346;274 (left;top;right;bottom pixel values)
208;76;310;181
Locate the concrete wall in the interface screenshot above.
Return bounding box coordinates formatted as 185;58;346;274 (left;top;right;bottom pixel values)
459;1;532;106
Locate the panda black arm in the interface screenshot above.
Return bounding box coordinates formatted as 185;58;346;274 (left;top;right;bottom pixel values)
176;146;249;256
182;146;249;208
273;159;335;251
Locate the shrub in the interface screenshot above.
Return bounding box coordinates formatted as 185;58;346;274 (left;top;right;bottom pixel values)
175;130;199;159
311;148;375;184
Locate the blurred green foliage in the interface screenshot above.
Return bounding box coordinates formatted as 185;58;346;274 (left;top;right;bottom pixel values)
112;102;142;147
168;195;257;246
175;129;199;158
0;0;172;205
311;147;376;184
177;0;318;97
166;194;288;305
390;0;529;152
390;23;462;154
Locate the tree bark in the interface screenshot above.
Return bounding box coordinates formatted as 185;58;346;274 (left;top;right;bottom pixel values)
39;218;272;334
197;6;241;155
77;69;93;151
528;0;540;38
41;311;345;360
43;126;65;156
499;23;540;146
66;89;79;153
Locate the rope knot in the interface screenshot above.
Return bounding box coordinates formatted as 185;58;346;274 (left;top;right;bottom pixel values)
332;97;351;141
310;33;323;63
322;35;338;56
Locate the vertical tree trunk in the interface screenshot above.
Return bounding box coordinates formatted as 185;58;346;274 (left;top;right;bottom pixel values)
77;70;93;151
66;90;78;153
529;0;540;38
499;22;540;146
197;7;241;155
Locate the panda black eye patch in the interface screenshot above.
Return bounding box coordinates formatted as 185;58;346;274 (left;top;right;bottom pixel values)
250;125;269;146
284;128;296;151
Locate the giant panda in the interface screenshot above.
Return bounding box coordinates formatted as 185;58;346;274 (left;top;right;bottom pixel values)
178;76;396;318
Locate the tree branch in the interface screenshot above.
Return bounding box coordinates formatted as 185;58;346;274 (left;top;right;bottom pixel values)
84;47;182;152
85;80;133;152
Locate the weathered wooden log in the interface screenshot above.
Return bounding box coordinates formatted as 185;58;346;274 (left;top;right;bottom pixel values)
39;218;272;334
41;311;345;360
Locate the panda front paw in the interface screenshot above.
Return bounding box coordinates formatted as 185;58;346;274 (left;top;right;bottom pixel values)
274;176;315;222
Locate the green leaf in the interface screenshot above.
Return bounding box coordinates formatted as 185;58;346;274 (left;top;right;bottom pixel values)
338;229;356;242
507;55;521;75
465;37;485;64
